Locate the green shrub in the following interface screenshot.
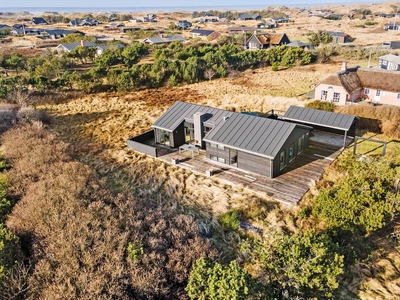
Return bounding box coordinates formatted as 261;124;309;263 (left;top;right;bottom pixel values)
305;100;336;112
271;64;279;71
186;258;254;300
126;242;144;261
297;207;311;218
364;21;377;26
218;210;240;231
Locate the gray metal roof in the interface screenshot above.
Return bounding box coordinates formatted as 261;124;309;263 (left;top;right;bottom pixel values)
287;40;310;47
190;29;216;36
43;29;81;36
32;17;48;24
58;41;97;51
283;106;356;131
143;36;185;44
96;44;125;50
328;31;345;36
204;113;302;159
164;35;186;42
152;101;236;132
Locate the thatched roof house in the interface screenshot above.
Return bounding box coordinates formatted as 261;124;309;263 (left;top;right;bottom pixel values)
315;62;400;106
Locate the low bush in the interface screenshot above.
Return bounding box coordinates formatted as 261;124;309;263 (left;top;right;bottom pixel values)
305;100;336;112
218;210;240;231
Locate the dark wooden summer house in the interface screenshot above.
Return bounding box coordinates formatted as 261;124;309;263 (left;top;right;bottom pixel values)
128;102;318;178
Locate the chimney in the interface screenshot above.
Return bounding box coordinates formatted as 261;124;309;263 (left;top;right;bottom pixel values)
193;112;206;147
341;61;347;71
81;40;85;47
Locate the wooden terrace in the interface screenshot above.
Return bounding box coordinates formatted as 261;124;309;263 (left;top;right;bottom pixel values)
154;132;349;205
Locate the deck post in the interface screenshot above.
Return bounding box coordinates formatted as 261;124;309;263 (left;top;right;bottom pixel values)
343;130;348;148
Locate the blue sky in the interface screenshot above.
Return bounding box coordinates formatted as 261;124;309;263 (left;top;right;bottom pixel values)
5;0;385;7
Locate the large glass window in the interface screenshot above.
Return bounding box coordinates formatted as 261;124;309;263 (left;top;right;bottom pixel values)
364;88;370;95
376;90;381;96
155;129;170;146
184;122;194;143
279;150;286;170
289;143;295;162
397;93;400;100
297;135;305;155
321;90;328;100
333;92;340;102
230;148;237;166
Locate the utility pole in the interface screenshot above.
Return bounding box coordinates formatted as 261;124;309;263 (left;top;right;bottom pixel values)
367;47;372;68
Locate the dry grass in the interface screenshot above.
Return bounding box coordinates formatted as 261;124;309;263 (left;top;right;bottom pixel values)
34;42;400;299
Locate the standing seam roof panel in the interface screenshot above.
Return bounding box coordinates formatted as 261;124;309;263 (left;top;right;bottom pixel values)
258;122;281;153
283;106;356;131
313;111;326;124
213;114;242;143
226;115;252;146
239;117;263;149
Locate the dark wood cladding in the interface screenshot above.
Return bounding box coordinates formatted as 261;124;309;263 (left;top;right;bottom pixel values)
170;123;185;148
238;151;271;177
127;130;158;157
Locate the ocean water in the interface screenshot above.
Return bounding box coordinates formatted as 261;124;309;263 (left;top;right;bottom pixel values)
0;1;386;15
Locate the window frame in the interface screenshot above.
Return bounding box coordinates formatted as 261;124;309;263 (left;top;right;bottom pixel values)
321;90;328;100
332;92;340;103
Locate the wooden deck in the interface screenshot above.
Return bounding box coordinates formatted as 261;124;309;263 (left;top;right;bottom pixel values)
156;137;344;206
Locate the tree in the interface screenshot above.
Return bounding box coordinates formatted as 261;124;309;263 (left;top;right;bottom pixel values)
5;53;25;75
254;231;344;298
312;154;400;233
186;258;254;300
203;68;216;81
308;30;333;47
121;42;149;67
95;49;120;70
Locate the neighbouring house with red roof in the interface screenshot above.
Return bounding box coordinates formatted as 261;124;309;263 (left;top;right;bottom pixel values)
315;61;400;106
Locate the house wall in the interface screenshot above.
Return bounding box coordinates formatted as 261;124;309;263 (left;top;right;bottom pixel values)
206;142;230;164
272;128;310;178
127;130;158;157
170;123;185;148
363;88;400;106
378;58;400;71
315;84;349;105
332;35;345;43
247;35;262;50
237;151;271;177
280;34;291;45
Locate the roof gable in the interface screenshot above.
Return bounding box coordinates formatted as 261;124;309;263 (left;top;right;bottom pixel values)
319;67;362;94
251;33;288;46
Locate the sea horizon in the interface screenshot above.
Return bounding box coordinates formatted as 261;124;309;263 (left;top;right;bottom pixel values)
0;1;386;15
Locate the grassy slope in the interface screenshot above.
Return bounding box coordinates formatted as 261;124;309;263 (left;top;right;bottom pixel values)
42;63;400;298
